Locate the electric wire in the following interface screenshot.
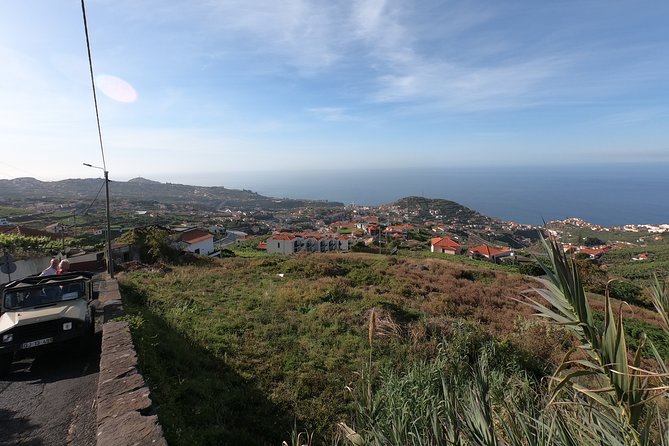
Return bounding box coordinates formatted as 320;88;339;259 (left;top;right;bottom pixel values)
80;179;106;216
80;0;107;172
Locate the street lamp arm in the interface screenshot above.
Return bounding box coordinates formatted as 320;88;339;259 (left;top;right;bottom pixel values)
83;162;105;172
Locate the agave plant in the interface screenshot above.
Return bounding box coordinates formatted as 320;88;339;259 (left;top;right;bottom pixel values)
339;236;668;445
524;235;669;441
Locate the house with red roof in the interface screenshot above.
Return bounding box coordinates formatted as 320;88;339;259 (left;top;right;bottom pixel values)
431;237;461;255
266;233;300;254
562;245;579;254
179;228;215;255
0;225;60;240
467;244;514;262
578;247;610;260
384;224;415;234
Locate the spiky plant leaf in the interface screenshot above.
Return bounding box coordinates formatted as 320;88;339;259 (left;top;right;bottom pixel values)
651;275;669;332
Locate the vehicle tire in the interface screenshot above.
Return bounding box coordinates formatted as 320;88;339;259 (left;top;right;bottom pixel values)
78;325;95;357
0;353;13;376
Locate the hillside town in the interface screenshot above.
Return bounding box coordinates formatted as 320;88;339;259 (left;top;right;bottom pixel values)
2;185;667;281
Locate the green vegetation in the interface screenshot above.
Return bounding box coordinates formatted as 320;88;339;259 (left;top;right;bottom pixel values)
228;235;272;258
0;206;28;216
121;253;571;444
115;226;180;263
401;249;523;274
340;237;669;445
120;241;669;444
0;233;59;258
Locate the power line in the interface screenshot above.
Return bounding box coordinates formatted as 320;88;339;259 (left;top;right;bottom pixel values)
80;0;107;171
80;179;106;216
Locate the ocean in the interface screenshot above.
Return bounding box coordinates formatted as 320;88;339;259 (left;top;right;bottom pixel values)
173;163;669;227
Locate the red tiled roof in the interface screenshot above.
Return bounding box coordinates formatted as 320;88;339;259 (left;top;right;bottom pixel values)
257;242;267;250
431;237;460;249
468;244;511;258
180;229;214;244
0;225;59;240
296;232;323;239
271;233;297;240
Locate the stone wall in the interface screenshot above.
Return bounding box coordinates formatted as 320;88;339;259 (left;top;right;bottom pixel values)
96;278;167;446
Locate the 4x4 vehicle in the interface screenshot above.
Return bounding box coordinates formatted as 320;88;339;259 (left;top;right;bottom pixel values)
0;272;98;375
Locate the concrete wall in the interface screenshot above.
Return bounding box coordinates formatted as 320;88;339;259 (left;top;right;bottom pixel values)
267;238;296;254
1;256;52;283
186;237;215;255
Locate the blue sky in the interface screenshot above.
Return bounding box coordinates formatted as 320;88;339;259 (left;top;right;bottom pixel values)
1;0;668;183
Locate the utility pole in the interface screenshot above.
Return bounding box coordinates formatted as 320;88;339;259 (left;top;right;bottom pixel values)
84;163;114;278
104;169;113;278
81;0;113;278
60;223;65;255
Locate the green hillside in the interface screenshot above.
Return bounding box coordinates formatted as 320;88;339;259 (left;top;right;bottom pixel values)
118;252;667;444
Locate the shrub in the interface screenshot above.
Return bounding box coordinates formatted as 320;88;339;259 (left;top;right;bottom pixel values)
518;262;544;276
609;280;644;305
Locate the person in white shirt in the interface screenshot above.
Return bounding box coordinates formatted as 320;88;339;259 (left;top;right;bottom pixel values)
39;258;58;276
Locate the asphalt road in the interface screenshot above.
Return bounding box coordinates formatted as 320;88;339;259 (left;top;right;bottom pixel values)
0;330;101;446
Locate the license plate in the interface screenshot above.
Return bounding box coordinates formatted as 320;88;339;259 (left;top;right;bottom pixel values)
21;338;53;349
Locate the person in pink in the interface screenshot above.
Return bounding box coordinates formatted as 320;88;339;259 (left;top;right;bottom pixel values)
57;259;70;275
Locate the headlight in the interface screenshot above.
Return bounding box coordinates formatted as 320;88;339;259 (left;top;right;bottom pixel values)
2;333;13;343
63;322;73;331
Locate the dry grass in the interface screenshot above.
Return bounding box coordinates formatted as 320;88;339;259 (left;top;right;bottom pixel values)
121;251;661;444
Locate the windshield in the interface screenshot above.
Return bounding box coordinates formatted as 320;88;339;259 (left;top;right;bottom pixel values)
2;282;85;310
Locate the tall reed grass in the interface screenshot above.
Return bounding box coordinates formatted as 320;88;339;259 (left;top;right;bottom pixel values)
338;236;669;445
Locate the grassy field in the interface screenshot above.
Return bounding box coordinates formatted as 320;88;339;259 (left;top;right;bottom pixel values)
119;252;663;444
0;205;29;216
603;244;669;284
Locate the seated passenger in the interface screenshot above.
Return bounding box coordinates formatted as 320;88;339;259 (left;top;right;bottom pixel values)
57;259;70;275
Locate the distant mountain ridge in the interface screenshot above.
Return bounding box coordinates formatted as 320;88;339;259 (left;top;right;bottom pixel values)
0;177;343;210
0;178;505;224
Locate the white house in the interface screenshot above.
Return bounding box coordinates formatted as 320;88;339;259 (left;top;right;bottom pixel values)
180;228;215;255
266;233;299;254
431;237;461;255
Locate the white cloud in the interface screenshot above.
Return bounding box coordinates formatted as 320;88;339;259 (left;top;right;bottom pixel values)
306;107;354;122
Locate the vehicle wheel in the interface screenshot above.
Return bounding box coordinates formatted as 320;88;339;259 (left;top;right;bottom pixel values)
0;353;13;376
77;328;95;357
